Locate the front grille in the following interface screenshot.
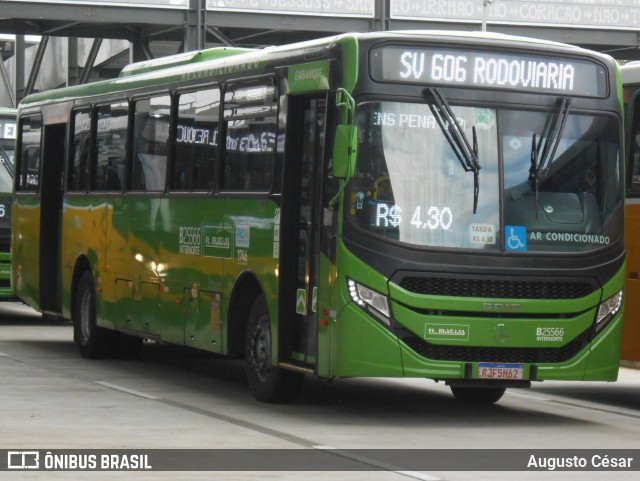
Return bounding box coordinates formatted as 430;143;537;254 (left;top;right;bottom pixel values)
399;276;594;300
402;329;591;364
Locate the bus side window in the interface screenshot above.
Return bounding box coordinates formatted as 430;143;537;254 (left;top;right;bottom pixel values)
69;109;91;192
94;102;128;192
222;80;277;192
130;95;170;192
173;87;219;191
17;114;42;192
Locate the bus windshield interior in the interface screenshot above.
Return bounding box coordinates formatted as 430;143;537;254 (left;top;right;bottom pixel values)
348;100;622;253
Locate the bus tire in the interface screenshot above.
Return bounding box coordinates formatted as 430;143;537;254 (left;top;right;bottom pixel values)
74;271;115;359
245;294;303;403
450;386;506;404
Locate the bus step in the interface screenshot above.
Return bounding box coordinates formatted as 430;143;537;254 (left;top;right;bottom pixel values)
278;362;315;375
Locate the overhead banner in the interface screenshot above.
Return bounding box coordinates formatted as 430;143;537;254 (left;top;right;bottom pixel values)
5;0;189;7
390;0;640;30
206;0;375;18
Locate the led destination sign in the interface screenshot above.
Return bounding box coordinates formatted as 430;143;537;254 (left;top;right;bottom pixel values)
371;47;607;97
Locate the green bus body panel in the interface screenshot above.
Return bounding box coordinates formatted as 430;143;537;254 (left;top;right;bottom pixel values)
330;235;624;381
392;302;595;349
13;196;41;308
60;195;280;355
59;198;109;323
333;303;404;377
317;251;337;378
398;310;622;381
601;261;626;301
583;314;623;381
337;35;358;94
387;267;626;350
222;198;280;359
330;303;623;381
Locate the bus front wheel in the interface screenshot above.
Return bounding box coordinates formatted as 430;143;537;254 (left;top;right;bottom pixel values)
245;295;303;403
450;385;506;404
74;271;115;359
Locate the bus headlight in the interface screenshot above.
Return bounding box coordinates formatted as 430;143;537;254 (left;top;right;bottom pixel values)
348;279;390;325
595;290;623;332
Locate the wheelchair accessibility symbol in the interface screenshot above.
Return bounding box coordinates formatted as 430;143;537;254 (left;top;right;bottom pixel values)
505;226;527;251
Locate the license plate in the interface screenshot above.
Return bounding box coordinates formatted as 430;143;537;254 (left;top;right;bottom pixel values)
478;363;524;380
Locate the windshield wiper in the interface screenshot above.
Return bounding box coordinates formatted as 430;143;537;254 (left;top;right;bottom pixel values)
425;87;481;214
529;96;572;214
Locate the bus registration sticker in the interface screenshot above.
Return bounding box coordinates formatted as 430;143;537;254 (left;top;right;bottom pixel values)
470;224;496;245
478;363;524;380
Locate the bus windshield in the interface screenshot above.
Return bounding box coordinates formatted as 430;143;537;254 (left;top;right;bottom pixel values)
348;100;622;253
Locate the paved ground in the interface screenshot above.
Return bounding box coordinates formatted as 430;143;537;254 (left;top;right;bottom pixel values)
1;301;639;481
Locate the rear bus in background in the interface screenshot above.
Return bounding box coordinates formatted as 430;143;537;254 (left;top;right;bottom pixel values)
12;32;625;404
0;107;15;298
621;62;640;363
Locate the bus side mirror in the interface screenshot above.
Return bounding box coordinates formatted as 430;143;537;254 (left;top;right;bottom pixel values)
332;124;357;179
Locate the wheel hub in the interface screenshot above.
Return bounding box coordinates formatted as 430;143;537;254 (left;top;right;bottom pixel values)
249;318;271;380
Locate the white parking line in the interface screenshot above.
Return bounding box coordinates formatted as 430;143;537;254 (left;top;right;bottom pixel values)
507;388;640;419
506;391;551;401
95;381;161;400
312;445;441;481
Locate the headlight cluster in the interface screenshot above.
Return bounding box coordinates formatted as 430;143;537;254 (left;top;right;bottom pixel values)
348;279;390;325
595;290;623;332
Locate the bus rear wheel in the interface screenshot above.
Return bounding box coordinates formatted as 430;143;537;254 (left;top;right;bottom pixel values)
74;271;115;359
450;385;506;404
245;295;303;403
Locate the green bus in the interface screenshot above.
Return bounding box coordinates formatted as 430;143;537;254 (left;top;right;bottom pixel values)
0;107;15;298
12;31;625;404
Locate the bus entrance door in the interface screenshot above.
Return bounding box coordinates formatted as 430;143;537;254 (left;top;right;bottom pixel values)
39;123;65;315
279;95;327;370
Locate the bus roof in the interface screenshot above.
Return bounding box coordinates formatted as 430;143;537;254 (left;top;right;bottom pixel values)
119;47;255;78
18;33;354;108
